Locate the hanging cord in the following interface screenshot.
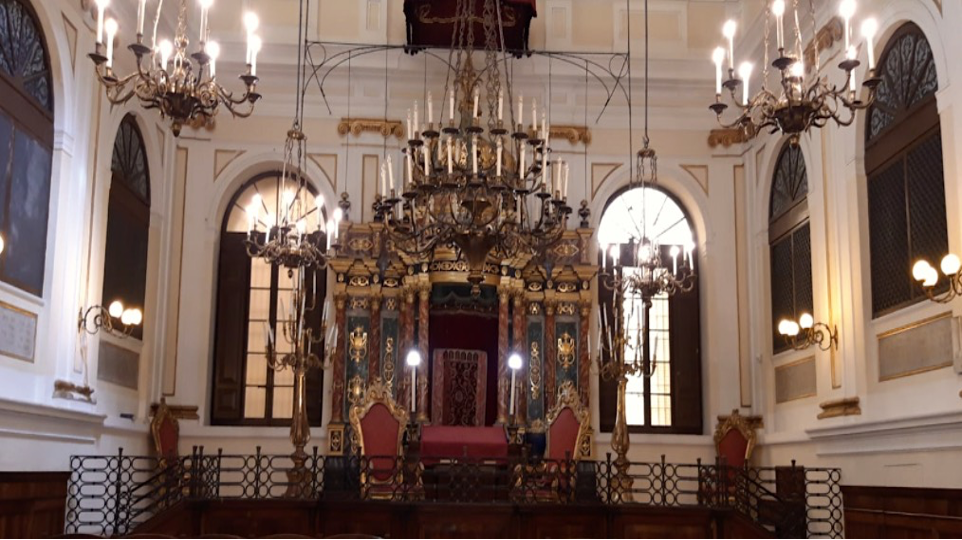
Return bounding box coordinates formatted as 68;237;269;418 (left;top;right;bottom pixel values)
583;59;589;199
643;0;650;149
625;0;634;188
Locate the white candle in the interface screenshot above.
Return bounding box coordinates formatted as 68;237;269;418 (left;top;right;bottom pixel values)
447;137;454;174
411;366;417;412
387;155;395;192
509;369;517;415
199;0;213;43
772;0;785;50
250;35;261;76
472;135;478;174
672;249;678;275
519;145;526;176
137;0;146;35
839;0;855;51
531;99;537;132
846;46;857;92
738;62;752;105
723;20;737;72
95;0;108;45
498;89;504;121
427;92;434;125
473;88;480;118
449;89;455;120
423;145;430;175
104;18;117;68
206;41;220;79
563;163;569;198
496;138;503;177
712;47;725;95
862;19;878;70
517;94;524;127
414;101;419;135
554;159;561;196
380;164;387;197
406;152;414;185
406;109;412;140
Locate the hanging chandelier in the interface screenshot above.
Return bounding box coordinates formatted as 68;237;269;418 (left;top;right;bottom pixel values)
88;0;263;136
708;0;880;142
375;0;571;291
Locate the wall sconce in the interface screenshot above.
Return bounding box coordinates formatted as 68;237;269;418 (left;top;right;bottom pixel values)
912;254;962;303
777;313;838;351
78;300;143;337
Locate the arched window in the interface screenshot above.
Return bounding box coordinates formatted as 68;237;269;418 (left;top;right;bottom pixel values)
866;23;946;317
769;144;812;354
211;172;327;426
0;0;54;296
597;186;701;434
102;115;150;340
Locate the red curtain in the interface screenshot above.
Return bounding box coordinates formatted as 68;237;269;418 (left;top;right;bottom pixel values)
428;312;500;425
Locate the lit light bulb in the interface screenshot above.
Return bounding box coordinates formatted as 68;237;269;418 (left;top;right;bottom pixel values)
772;0;785;17
860;17;877;39
912;260;932;282
406;350;422;367
158;39;173;67
333;208;343;223
129;309;143;326
738;61;753;103
923;267;939;288
109;300;124;318
940;254;961;276
205;40;219;77
508;352;523;370
711;47;726;66
120;309;134;326
799;313;814;329
778;319;791;336
786;321;800;336
790;61;804;78
244;12;260;33
296;220;306;234
669;245;680;258
199;0;213;8
722;20;737;39
283;189;295;204
839;0;856;20
251;193;262;208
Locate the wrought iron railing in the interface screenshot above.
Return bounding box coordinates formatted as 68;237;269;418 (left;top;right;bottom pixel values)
65;448;842;538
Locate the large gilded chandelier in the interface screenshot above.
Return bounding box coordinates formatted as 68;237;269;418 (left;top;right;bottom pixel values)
88;0;263;136
708;0;880;142
376;0;572;291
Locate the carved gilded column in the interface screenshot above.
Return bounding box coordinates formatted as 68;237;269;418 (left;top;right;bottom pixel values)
497;287;511;424
544;300;557;413
513;291;527;425
578;300;591;408
399;287;416;411
417;285;430;423
368;293;382;384
330;293;348;423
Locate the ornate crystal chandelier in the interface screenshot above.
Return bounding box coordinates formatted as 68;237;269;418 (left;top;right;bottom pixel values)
708;0;880;142
88;0;263;136
376;0;572;291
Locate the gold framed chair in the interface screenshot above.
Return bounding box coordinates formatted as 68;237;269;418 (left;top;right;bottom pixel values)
348;378;417;500
713;409;759;469
514;382;593;502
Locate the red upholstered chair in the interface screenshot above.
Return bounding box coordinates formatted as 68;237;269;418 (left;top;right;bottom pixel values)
515;382;593;502
706;409;759;503
349;378;413;500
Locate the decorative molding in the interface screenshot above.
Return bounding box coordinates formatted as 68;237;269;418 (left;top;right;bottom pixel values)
591;162;622;198
549;125;591;146
0;396;106;426
149;401;199;420
213;149;245;180
52;380;96;404
308;153;338;194
817;396;861;419
337;118;404;139
62;15;78;72
0;300;37;362
680;164;709;195
804;17;844;75
707;128;750;149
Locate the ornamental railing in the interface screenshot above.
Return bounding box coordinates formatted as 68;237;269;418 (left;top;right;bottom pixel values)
65;448;842;538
